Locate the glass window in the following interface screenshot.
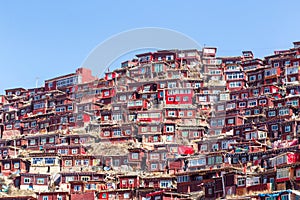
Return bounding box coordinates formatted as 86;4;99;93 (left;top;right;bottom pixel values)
37;178;45;184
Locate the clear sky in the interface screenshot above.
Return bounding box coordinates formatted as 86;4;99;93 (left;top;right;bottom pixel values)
0;0;300;94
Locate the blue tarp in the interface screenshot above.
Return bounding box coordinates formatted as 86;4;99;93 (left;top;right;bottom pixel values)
258;190;292;197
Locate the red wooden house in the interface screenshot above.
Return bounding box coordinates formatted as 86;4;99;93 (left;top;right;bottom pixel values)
0;157;29;176
17;173;50;191
118;174;139;189
36;191;69;200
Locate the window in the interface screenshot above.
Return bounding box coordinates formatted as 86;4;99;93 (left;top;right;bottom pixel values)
285;126;291;132
227;73;244;80
67;105;73;110
246;177;260;186
177;175;189;183
29;139;36;146
103;131;110;136
141;127;148;133
121;180;127;186
265;68;276;76
237;178;245;186
296;169;300;177
248;100;257;107
37;178;44;184
81;176;90;181
183;96;189;102
120;95;127;101
268;111;276;117
40;138;46;145
258;74;262;80
74;185;81;191
228;118;234;124
249;75;256;81
217;119;224;126
113;159;120;166
56;107;66;112
291;100;299;106
124;193;130;199
168;82;176;88
45;158;55;165
77;114;83;120
166;55;174;61
210;120;217;127
229;81;242;88
24;178;31;184
113;130;121;136
42;196;48;200
125;130;131;135
13;162;20;169
58;149;68;155
193;132;199;137
279;109;289;116
49;137;54;143
241;93;248;98
200;145;207;151
227;65;237;70
215;156;222;164
179;111;184;117
258;131;267;139
83;159;89;166
168;111;176;117
131;153;139;160
217;105;225;111
33;103;45;110
245;110;251;115
217;130;222;136
65;176;74;183
277;168;289;179
174;96;180;102
281;195;289;200
160;180;170;188
149;182;154;187
72;149;78;154
128;179;134;184
74;160;81;166
151;164;157;170
151;127;157;132
212;144;219;151
208;157;215;165
271;125;278;131
168;97;174;101
32;158;43;165
166;125;174;132
31;122;36;127
259;99;267;105
251;90;259;97
239;102;246;107
187;111;193;117
65;160;72;166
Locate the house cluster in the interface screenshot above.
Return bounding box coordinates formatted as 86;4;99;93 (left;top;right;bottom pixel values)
1;42;300;199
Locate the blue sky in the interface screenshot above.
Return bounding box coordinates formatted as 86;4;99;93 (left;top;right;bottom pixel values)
0;0;300;94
